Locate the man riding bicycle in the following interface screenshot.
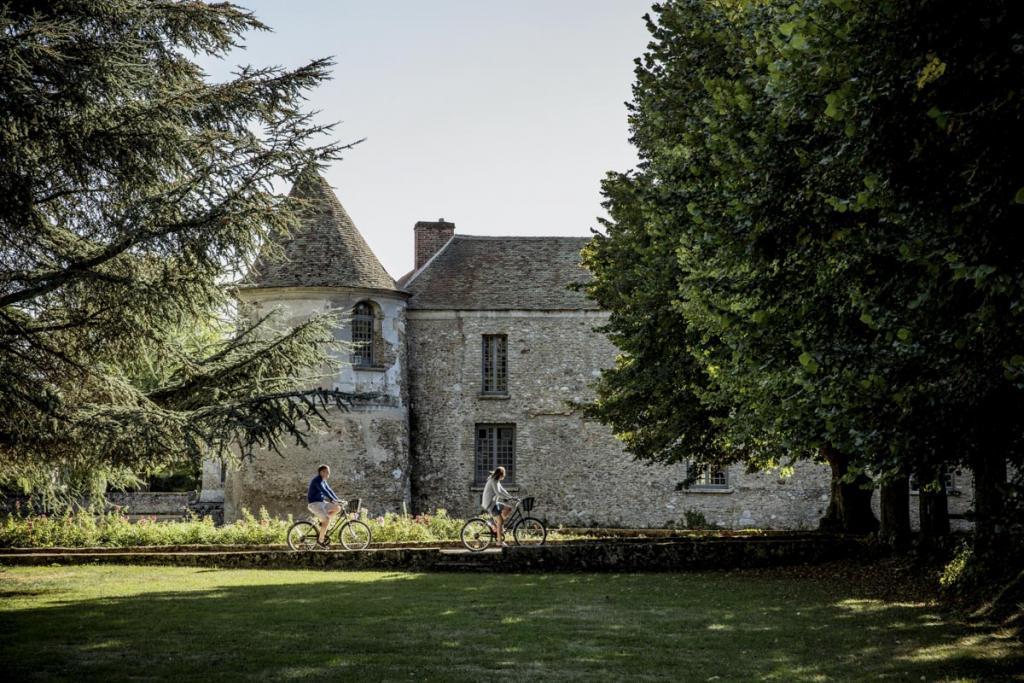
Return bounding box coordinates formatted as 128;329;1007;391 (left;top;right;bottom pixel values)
307;464;342;547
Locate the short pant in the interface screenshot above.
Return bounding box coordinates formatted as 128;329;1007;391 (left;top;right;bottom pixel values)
308;501;338;522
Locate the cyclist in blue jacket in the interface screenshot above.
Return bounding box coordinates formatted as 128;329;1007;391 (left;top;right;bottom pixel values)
308;464;342;546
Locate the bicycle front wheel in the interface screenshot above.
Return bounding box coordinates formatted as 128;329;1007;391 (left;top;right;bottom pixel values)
287;521;320;551
338;520;371;550
461;518;493;552
513;517;547;546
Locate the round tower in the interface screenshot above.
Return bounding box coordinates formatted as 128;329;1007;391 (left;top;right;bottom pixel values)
202;168;411;522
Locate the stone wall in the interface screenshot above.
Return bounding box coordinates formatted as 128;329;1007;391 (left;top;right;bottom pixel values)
211;286;412;522
106;492;191;516
234;287;409;400
407;310;836;528
223;405;410;522
0;535;873;572
869;469;976;532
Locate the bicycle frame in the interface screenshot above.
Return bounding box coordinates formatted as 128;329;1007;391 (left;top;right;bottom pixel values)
310;501;358;534
460;495;545;551
288;498;371;552
318;510;357;535
489;499;525;532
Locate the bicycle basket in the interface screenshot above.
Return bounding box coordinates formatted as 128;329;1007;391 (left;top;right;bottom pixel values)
347;498;362;514
521;496;535;512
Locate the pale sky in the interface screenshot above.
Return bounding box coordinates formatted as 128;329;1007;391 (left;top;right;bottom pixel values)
201;1;653;278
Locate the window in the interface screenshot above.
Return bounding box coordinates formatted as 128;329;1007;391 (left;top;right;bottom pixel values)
910;471;958;493
481;334;508;394
475;424;515;485
351;302;375;367
688;463;728;489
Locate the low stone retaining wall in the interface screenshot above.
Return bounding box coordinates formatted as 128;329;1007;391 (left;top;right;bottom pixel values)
106;492;192;515
104;491;223;524
0;534;872;572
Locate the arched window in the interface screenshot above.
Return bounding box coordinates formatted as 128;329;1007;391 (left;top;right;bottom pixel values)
351;301;375;368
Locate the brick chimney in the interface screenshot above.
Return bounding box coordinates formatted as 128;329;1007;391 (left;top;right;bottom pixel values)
414;218;455;270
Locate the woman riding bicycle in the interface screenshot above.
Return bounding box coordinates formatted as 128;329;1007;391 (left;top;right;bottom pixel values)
481;466;512;547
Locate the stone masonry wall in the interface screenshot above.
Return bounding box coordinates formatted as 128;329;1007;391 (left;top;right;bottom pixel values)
407;311;837;528
212;286;412;522
869;469;975;532
224;406;410;522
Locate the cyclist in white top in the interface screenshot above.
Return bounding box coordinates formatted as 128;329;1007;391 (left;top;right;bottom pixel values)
481;466;512;547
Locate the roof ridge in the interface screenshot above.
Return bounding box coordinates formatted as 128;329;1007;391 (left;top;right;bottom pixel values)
453;234;591;241
401;233;456;289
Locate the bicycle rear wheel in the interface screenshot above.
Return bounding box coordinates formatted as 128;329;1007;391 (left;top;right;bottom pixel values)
338;520;371;550
513;517;547;546
287;521;320;551
460;518;493;552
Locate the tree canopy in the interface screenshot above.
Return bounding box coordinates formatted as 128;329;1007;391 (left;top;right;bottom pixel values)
583;0;1024;537
0;0;357;500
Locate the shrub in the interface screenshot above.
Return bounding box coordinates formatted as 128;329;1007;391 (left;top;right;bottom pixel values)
0;507;466;548
940;542;979;595
366;509;462;543
683;510;721;530
0;508;289;548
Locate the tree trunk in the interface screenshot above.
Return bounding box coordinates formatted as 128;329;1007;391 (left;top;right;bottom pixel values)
879;474;911;548
918;468;950;548
971;451;1007;558
969;385;1017;558
818;444;880;534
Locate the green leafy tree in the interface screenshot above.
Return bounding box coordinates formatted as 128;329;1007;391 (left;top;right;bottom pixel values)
585;0;1024;544
0;0;359;503
582;173;728;475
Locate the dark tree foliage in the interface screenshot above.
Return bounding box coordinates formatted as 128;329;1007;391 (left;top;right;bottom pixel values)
584;0;1024;542
0;1;360;497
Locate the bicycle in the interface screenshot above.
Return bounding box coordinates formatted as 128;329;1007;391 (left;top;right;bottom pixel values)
287;498;372;551
460;496;547;551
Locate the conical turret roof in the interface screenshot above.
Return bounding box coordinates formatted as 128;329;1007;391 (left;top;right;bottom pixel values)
246;169;396;291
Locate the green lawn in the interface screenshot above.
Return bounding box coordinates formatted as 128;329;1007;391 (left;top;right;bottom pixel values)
0;565;1019;682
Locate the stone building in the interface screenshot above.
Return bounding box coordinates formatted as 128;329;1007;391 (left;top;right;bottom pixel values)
201;171;412;522
200;170;974;529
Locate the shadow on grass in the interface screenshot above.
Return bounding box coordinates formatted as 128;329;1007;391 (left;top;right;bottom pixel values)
0;570;1020;682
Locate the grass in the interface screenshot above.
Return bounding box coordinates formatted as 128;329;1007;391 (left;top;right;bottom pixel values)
0;565;1020;682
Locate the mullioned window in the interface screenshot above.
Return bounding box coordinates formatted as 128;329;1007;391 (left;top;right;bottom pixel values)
481;334;508;394
475;424;515;485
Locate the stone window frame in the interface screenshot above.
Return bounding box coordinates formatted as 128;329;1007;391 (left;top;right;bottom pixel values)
351;300;385;370
909;470;961;496
686;462;731;492
480;334;508;396
474;423;516;486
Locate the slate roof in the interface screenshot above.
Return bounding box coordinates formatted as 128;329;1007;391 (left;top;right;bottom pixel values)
245;169;397;291
403;235;598;310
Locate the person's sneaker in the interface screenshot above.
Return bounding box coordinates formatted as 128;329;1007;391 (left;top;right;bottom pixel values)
318;540;330;549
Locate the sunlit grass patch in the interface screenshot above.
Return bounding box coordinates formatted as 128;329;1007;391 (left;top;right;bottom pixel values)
900;632;1023;664
835;597;928;612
